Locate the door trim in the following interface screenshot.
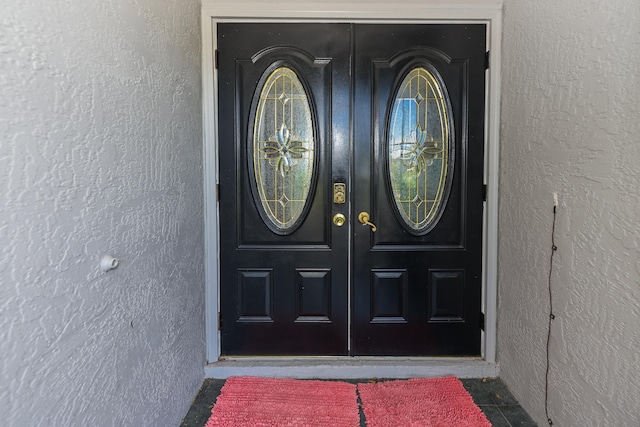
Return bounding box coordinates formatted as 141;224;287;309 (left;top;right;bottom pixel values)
202;0;503;365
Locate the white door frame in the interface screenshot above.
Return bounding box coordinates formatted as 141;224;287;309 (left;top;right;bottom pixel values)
202;0;503;374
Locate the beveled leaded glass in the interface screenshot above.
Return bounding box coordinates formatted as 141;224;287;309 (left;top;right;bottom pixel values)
252;67;315;232
388;67;452;233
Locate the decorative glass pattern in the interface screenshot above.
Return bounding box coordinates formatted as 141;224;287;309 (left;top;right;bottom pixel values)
253;67;315;232
388;67;452;232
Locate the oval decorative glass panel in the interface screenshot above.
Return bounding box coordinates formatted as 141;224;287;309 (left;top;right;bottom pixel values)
252;67;315;233
388;67;453;233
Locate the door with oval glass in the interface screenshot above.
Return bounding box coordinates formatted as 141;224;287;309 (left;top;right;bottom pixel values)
217;23;486;356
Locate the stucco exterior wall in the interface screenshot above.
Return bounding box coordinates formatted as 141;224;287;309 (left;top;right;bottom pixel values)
499;0;640;425
0;1;205;426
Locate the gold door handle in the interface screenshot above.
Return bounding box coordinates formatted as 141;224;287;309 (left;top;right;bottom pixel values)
358;212;377;232
333;213;346;227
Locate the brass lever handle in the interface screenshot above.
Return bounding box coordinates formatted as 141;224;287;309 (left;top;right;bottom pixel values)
358;212;377;232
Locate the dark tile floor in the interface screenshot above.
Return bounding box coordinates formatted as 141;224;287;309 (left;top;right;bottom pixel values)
460;378;537;426
181;377;537;427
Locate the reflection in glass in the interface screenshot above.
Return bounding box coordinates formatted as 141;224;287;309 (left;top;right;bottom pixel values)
253;67;315;231
388;67;451;232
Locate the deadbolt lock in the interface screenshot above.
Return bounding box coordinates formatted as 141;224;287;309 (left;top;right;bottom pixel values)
333;213;346;227
333;183;346;204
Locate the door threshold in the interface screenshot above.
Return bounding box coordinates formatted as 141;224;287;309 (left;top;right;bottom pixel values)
205;357;499;379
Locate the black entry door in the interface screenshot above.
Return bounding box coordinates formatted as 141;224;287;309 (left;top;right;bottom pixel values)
352;25;486;355
218;24;351;355
218;23;485;356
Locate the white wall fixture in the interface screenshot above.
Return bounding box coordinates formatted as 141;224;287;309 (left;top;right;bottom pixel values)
202;0;503;377
100;255;120;272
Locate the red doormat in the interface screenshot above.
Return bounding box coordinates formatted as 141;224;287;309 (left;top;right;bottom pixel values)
358;376;491;427
204;376;360;427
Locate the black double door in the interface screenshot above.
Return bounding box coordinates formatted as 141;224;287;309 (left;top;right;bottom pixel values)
217;23;486;356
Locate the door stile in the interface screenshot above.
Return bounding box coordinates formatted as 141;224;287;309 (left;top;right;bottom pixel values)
346;23;355;355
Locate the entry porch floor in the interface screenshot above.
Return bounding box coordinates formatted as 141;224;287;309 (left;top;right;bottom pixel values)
181;377;537;427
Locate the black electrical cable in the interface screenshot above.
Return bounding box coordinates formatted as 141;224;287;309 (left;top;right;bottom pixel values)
545;205;557;426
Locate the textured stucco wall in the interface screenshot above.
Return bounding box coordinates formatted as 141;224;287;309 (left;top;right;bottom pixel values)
499;0;640;425
0;1;204;426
